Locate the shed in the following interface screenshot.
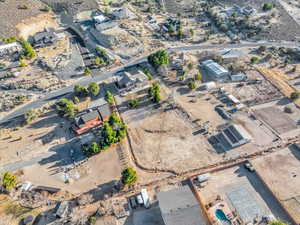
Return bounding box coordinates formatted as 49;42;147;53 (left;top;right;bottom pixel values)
197;173;210;183
231;73;247;82
204;81;217;90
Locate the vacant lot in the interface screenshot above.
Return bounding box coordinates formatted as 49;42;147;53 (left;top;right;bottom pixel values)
21;146;122;195
0;0;45;37
127;109;220;173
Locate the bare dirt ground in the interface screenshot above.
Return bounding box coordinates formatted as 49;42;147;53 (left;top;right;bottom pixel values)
127;109;220;173
0;111;65;165
251;147;300;223
16;12;59;39
21;147;122;195
0;0;46;37
219;0;300;41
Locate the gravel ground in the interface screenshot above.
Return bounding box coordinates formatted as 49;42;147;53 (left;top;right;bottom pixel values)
0;0;46;37
219;0;300;41
40;0;98;14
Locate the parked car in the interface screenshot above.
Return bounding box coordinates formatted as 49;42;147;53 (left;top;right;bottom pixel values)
244;163;255;172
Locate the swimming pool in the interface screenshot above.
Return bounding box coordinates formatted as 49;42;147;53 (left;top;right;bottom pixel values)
215;209;231;225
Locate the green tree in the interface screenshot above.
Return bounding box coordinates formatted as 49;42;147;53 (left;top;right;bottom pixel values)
250;56;260;64
149;82;161;103
56;98;76;118
190;28;194;37
84;67;92;76
24;109;37;124
88;82;100;97
89;142;100;154
290;92;300;101
187;62;194;70
194;72;202;81
2;172;17;190
88;216;97;225
128;99;139;108
20;39;36;59
188;80;196;89
148;50;170;68
121;168;137;185
105;91;114;105
74;84;89;97
94;57;104;67
263;2;275;11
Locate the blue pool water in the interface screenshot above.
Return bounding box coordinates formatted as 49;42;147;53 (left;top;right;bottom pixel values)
215;209;231;224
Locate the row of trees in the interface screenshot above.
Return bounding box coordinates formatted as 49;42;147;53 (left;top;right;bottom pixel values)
149;82;161;103
82;113;127;156
74;82;100;98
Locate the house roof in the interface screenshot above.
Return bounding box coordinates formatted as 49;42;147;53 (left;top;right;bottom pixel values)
112;7;136;19
118;72;135;87
157;185;207;225
80;110;100;123
98;103;111;119
95;21;119;31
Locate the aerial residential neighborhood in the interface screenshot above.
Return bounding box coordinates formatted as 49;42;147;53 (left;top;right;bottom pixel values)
1;0;300;225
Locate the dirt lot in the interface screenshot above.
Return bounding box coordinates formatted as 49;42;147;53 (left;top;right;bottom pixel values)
0;0;46;37
0;111;65;166
21;146;122;195
219;0;300;41
16;12;59;39
251;147;300;224
127;109;220;173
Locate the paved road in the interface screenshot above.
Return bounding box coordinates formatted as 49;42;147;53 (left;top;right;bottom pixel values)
0;41;298;125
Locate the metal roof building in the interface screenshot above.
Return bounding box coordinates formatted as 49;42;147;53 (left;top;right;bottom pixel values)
221;124;251;148
202;60;229;80
157;185;208;225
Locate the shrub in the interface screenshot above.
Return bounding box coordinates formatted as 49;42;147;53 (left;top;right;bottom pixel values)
122;168;137;185
20;39;36;59
128;99;139;108
290;92;300;101
194;72;202;81
188;80;196;89
263;2;275;11
250;56;260;64
84;67;92;76
144;69;153;80
24;109;37;124
88;216;97;225
3;36;16;43
2;172;17;190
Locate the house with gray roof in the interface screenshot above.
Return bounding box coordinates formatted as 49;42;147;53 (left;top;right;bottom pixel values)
157;185;208;225
202;59;229;81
